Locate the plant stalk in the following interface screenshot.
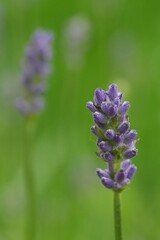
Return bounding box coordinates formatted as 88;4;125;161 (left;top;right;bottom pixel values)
114;191;122;240
24;118;36;240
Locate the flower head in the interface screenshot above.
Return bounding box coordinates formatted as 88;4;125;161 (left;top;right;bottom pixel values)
16;29;53;116
63;15;91;70
87;84;138;191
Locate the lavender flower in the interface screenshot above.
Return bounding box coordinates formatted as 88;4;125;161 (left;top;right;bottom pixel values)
87;84;138;191
63;15;91;70
16;29;53;116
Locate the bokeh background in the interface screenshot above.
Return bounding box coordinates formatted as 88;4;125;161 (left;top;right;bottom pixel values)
0;0;159;239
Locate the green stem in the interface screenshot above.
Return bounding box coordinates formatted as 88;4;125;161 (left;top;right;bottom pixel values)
114;191;122;240
24;119;36;240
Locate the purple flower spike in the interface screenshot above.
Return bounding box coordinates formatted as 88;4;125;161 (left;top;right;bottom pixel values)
101;177;114;189
87;84;138;191
86;101;97;113
127;165;137;180
16;29;54;116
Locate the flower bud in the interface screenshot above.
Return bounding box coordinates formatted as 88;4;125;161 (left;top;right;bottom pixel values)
86;101;97;113
96;168;110;178
113;134;124;145
114;97;121;106
119;101;130;115
104;129;115;140
124;149;138;159
94;88;106;106
107;84;118;100
107;104;118;117
94;112;108;124
121;159;131;170
101;177;114;189
91;126;99;137
115;170;126;183
127;165;137;180
98;141;112;152
118;121;130;134
103;152;115;161
124;130;137;144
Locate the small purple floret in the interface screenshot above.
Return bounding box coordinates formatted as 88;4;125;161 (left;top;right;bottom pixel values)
107;84;118;100
118;121;130;134
115;170;126;183
94;112;108;124
98;141;112;152
124;130;137;144
96;168;110;179
124;149;137;159
94;88;106;106
127;165;137;180
104;129;115;140
119;101;130;115
86;101;97;113
121;159;131;170
101;177;114;189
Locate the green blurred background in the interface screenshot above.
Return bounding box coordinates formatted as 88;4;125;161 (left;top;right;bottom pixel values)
0;0;159;239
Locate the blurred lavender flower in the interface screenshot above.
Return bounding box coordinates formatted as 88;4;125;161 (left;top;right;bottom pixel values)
63;15;91;70
16;29;53;116
87;84;138;191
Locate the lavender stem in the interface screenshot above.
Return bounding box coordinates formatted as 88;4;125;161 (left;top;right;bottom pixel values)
24;118;36;240
114;191;122;240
